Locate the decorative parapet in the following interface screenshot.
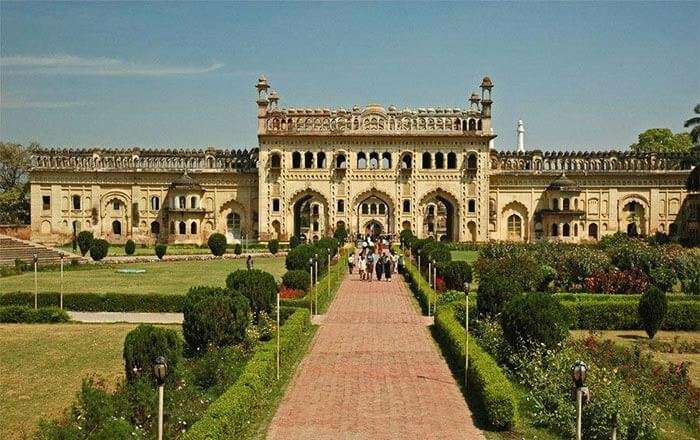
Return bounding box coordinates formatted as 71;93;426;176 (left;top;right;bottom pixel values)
489;149;695;173
255;75;495;137
29;147;259;172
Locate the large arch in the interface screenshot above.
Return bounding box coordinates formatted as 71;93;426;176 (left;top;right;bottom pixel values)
219;198;249;242
501;200;528;242
619;194;649;236
352;188;396;238
289;189;330;240
419;189;460;241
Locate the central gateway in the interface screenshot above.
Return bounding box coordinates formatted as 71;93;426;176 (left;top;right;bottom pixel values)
256;75;494;242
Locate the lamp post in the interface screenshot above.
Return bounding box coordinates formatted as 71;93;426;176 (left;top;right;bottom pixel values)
432;258;437;295
308;258;314;316
33;253;38;310
153;356;169;440
417;249;421;273
427;259;432;317
571;360;589;440
327;248;331;310
611;412;619;440
314;253;319;315
276;287;280;380
464;281;470;389
59;254;64;310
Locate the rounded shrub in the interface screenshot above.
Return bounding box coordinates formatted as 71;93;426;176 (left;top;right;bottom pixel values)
207;233;227;256
400;229;414;247
649;266;676;293
476;275;522;317
333;225;348;244
267;239;279;255
123;324;183;384
285;243;317;271
317;237;339;258
427;242;452;265
282;270;311;292
182;286;250;355
500;292;570;350
440;261;473;291
638;286;667;339
89;239;109;261
226;269;277;319
234;243;242;255
155;244;167;260
76;231;94;256
124;239;136;256
289;235;302;249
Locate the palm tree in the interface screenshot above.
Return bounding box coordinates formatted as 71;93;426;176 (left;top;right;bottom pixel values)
685;104;700;146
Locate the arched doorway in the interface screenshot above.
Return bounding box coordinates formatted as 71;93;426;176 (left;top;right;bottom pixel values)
622;199;647;236
420;191;458;241
467;221;477;242
291;191;328;240
364;220;383;237
356;195;391;239
507;214;522;240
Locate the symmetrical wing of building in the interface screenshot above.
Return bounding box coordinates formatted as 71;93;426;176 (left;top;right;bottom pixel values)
28;76;698;244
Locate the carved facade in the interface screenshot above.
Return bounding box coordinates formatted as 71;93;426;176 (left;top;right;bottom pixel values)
28;76;698;245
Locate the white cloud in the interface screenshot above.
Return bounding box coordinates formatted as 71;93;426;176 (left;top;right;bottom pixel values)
1;54;224;76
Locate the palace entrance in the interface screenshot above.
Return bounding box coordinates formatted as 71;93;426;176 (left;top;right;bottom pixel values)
356;194;393;240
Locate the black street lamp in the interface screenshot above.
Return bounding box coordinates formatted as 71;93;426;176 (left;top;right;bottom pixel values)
571;360;589;440
153;356;168;440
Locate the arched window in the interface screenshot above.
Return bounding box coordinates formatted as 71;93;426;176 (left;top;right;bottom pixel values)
467;153;477;169
468;200;476;213
150;196;160;211
563;223;571;237
112;220;122;235
150;221;160;234
563;198;570;210
477;119;482;130
312;204;319;216
227;212;242;238
190;196;198;209
272;198;280;212
378;203;386;214
435;152;445;169
468;119;477;131
304;151;314;168
428;205;435;216
403;199;411;213
401;153;412;169
292;152;302;169
369;152;379;168
552;198;559;210
447;152;457;169
422;152;432;169
179;221;186;235
190;222;197;234
551;224;559;236
178;196;186;209
72;195;81;210
317;152;326;168
370;203;377;214
313;221;319;232
588;223;598;239
507;214;521;239
270;153;281;168
335;153;347;169
357;152;367;169
574;223;578;236
362;203;369;214
381;152;392;169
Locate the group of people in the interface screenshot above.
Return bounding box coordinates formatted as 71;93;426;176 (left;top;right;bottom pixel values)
347;238;402;282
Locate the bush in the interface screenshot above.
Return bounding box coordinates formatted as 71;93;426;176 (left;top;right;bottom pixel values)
123;324;183;384
226;269;277;319
501;293;570;350
440;261;472;291
182;309;314;440
89;239;109;261
267;239;279;255
638;287;667;339
234;243;242;255
433;304;518;429
285;243;316;271
333;225;348;244
584;268;649;294
399;229;414;247
476;274;522;318
0;292;184;312
436;289;466;308
0;305;70;323
289;235;301;249
649;266;676;292
317;237;339;258
125;239;136;256
77;231;94;256
207;233;227;256
155;244;167;260
190;345;248;394
282;270;311;292
182;286;250;355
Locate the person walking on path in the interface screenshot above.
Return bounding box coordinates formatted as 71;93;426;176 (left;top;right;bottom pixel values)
358;254;366;280
375;253;384;281
366;252;374;282
384;253;392;281
246;254;253;270
348;253;355;274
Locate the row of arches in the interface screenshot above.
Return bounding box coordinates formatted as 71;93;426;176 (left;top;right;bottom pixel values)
281;151;478;171
266;114;483;133
493;155;689;172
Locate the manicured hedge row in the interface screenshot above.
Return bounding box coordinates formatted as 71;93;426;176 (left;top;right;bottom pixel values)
402;259;436;314
555;293;698;303
0;292;184;312
0;305;70;323
182;308;314;439
434;304;518;430
564;298;699;331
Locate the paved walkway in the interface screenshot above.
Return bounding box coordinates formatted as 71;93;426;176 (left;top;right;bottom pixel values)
267;273;483;440
68;311;182;324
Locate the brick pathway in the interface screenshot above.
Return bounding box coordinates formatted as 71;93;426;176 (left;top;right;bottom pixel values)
267;273;484;440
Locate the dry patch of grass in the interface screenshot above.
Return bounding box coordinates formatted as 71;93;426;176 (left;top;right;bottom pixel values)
0;323;177;440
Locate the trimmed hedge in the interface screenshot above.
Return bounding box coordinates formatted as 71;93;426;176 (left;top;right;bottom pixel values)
182;308;314;440
402;258;436;314
0;305;70;323
434;304;518;429
563;297;699;330
0;292;184;312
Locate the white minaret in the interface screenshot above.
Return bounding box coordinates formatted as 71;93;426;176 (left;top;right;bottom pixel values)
517;120;525;152
488;127;495;149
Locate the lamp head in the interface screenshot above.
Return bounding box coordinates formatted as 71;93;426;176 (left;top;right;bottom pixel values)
33;253;38;264
463;281;470;295
571;360;587;388
153;356;168;385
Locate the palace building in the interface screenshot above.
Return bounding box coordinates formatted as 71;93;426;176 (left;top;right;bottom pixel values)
28;76;698;245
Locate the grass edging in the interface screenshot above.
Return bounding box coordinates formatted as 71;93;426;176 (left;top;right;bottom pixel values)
182;307;315;439
433;304;518;430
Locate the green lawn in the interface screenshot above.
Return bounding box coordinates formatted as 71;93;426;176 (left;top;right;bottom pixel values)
0;323;178;440
0;256;287;296
450;250;479;264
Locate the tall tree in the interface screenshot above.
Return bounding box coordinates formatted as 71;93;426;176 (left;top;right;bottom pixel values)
685;104;700;147
629;128;692;153
0;142;34;224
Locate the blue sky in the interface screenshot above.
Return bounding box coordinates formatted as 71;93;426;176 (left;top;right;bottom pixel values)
1;2;698;151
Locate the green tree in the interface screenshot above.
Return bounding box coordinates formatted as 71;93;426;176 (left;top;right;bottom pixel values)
684;104;700;146
629;128;692;153
0;142;33;224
